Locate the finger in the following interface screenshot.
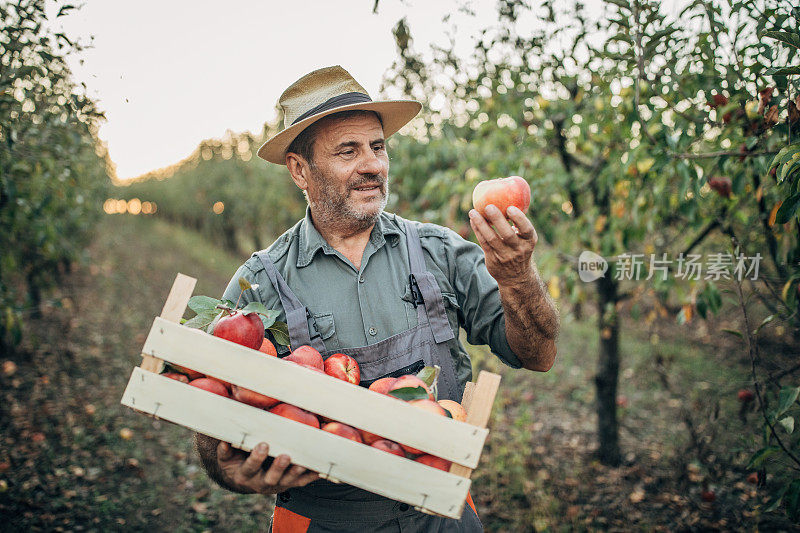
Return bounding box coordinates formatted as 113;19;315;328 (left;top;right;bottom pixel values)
506;206;537;243
240;443;271;478
482;205;517;242
263;454;292;486
469;210;505;253
290;470;320;488
217;441;235;462
278;464;311;486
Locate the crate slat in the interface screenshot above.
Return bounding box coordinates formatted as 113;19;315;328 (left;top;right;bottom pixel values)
449;371;501;478
141;317;488;467
141;273;197;374
121;368;470;519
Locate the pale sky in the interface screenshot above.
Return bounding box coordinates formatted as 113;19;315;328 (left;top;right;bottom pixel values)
49;1;683;180
49;0;502;180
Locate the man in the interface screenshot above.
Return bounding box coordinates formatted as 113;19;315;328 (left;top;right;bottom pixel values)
196;65;559;532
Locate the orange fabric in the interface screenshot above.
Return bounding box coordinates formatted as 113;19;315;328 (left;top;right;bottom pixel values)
466;492;477;516
273;506;311;533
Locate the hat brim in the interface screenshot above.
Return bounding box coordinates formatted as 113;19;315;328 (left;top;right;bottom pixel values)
257;100;422;165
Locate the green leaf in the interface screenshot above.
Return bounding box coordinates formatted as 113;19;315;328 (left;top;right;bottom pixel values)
416;366;439;388
238;277;253;291
766;66;800;76
753;314;775;336
268;322;290;347
747;446;781;469
388;386;430;401
779;416;795;434
240;301;269;314
776;386;800;418
187;295;221;314
761;30;800;50
776;192;800;224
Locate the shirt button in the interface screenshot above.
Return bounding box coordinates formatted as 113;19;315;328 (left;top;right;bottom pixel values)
368;327;377;336
359;275;365;283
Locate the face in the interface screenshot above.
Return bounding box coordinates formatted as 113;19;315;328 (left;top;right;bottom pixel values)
295;113;389;232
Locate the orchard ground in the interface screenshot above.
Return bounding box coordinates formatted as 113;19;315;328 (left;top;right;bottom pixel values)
0;214;796;531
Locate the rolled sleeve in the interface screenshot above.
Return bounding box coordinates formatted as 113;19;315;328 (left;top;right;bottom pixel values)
446;231;522;369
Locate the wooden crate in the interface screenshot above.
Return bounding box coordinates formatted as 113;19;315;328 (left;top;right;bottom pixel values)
120;273;501;519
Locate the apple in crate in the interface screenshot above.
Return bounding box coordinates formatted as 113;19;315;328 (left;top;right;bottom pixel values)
162;372;189;383
371;439;405;457
321;422;363;443
388;375;434;401
415;454;452;471
368;377;397;395
231;384;280;409
269;403;320;428
324;353;360;384
400;399;449;455
213;311;264;350
284;345;324;370
189;377;231;398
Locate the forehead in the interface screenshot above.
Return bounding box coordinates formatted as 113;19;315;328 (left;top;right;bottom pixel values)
314;113;385;147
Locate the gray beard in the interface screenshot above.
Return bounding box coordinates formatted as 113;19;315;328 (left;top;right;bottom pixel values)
306;174;388;235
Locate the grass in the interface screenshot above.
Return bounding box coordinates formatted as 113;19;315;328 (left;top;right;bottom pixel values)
0;213;794;531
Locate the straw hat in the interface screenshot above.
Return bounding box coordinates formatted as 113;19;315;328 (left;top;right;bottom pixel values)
257;65;422;165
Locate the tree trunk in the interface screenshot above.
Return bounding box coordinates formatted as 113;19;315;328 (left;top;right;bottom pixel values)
595;273;621;466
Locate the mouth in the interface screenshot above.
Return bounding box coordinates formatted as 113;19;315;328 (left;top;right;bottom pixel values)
351;183;383;193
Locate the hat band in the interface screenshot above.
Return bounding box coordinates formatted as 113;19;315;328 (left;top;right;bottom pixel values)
291;92;373;125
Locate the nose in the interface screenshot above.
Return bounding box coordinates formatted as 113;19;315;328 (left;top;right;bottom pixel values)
357;149;386;176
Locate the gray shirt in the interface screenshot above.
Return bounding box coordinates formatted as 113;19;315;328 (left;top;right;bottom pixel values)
222;209;522;390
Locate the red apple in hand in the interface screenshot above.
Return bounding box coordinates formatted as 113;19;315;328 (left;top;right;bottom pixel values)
231;384;280;409
371;439;405;457
189;377;231;398
472;176;531;218
269;403;320;428
324;353;361;384
213;311;264;350
321;422;363;443
284;345;324;370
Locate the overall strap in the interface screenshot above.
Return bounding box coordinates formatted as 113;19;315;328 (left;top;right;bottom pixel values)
254;250;326;353
404;221;456;344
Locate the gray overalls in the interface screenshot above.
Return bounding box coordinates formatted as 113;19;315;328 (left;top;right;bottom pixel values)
256;219;483;532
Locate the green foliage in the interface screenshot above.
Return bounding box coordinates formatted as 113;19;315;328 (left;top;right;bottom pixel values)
115;128;306;256
0;0;111;351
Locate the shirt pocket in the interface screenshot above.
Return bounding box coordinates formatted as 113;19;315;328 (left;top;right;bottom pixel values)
440;292;461;331
312;312;340;351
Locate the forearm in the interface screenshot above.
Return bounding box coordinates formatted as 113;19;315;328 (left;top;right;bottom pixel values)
498;262;559;371
194;433;252;494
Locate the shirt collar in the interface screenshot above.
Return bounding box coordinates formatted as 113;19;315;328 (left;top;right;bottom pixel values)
296;208;403;268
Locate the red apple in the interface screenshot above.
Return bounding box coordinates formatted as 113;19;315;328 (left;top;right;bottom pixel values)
259;338;278;356
738;389;755;402
708;93;728;108
708;176;732;198
359;428;384;445
388;375;434;401
170;365;204;380
324;353;361;384
747;472;759;485
472;176;531;218
189;377;231;398
368;377;397;395
415;454;451;471
284;345;324;370
213;311;264;350
231;384;280;409
162;372;189;383
371;439;405;457
269;403;320;428
298;363;325;374
701;489;716;503
321;422;363;443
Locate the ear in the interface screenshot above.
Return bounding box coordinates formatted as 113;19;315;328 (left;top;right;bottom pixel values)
285;152;310;190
